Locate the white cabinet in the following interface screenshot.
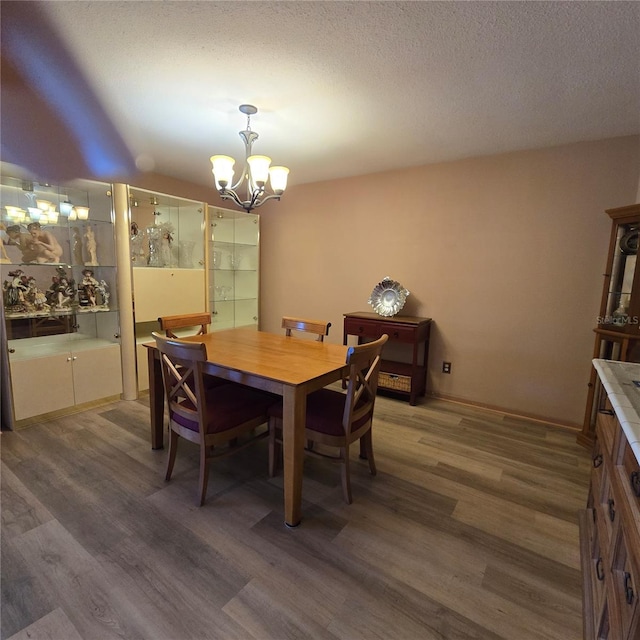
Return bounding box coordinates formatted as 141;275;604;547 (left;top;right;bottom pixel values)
128;187;207;391
1;169;122;422
209;206;259;331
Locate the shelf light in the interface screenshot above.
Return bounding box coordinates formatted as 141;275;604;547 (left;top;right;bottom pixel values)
74;206;89;220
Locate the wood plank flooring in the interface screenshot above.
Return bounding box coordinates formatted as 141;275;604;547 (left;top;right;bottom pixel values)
1;394;591;640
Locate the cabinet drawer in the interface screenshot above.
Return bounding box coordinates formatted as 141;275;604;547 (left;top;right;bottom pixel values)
612;526;640;640
622;442;640;516
344;318;381;339
382;324;416;343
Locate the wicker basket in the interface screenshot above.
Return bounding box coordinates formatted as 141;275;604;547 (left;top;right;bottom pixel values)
378;372;411;392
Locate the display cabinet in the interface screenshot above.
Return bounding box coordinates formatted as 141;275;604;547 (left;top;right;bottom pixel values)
128;186;207;391
208;206;259;331
1;171;122;421
580;204;640;447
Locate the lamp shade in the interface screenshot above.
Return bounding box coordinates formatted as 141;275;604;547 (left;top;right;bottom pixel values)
36;199;52;211
210;155;235;190
269;166;289;194
28;207;42;221
75;206;89;220
247;155;271;185
59;200;73;216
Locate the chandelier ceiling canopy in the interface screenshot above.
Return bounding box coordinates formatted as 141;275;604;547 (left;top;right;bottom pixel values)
210;104;289;213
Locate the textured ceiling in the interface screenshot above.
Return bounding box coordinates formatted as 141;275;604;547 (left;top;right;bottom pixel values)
14;1;640;189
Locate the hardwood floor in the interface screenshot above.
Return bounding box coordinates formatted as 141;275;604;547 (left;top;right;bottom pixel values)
1;393;591;640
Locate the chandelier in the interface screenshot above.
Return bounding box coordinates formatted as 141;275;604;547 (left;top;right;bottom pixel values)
210;104;289;213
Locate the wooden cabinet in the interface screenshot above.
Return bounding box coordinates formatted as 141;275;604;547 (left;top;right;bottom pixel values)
1;170;122;423
343;311;432;405
580;204;640;448
580;360;640;640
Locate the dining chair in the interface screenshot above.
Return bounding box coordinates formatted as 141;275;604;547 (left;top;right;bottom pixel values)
268;333;389;504
282;316;331;341
158;312;211;338
152;332;276;506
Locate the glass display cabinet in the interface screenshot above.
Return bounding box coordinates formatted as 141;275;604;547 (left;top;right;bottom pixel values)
208;206;259;331
128;186;207;391
1;170;121;421
580;203;640;446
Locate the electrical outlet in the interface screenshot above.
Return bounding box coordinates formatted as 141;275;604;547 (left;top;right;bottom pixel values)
442;361;451;374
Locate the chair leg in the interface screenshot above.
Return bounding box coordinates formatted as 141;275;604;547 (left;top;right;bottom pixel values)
361;429;377;476
165;429;179;481
198;445;211;506
340;445;352;504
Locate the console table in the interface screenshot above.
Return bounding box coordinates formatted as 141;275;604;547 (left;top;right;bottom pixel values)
343;311;432;405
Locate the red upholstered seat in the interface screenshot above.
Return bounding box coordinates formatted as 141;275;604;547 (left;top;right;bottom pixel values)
172;384;279;434
267;388;371;437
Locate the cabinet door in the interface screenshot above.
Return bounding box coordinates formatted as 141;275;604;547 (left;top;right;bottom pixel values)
72;345;122;405
10;354;75;420
133;268;206;322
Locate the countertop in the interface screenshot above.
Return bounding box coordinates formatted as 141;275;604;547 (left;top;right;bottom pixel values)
593;358;640;463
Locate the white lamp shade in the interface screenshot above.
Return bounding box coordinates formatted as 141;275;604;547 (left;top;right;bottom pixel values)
28;207;42;221
68;209;77;221
5;206;24;219
59;200;73;216
75;206;89;220
48;210;59;224
36;199;51;211
210;155;235;190
247;155;271;185
269;166;290;194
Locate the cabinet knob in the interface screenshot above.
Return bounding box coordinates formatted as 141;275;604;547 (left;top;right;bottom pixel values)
593;453;603;468
67;357;72;362
624;572;635;605
72;356;77;361
8;348;15;354
595;557;605;581
114;334;120;339
608;498;616;522
630;470;640;497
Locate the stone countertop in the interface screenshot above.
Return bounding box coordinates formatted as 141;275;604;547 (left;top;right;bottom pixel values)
593;359;640;463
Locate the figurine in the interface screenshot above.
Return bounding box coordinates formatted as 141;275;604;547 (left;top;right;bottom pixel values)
79;268;100;307
4;224;38;263
24;277;49;313
46;266;76;310
0;224;11;263
72;226;84;265
3;269;28;311
26;222;64;263
84;224;99;266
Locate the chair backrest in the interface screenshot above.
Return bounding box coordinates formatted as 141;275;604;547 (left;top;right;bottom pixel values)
158;312;211;339
152;331;208;437
342;334;389;434
282;316;331;341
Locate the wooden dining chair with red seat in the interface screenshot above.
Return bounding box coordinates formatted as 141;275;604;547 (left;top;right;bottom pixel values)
152;332;276;506
282;316;331;341
158;312;226;389
268;333;388;504
158;312;211;339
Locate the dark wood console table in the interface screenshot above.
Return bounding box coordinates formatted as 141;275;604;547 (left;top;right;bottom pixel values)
343;311;432;405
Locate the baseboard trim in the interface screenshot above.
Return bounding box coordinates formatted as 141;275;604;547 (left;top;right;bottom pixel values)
428;392;581;432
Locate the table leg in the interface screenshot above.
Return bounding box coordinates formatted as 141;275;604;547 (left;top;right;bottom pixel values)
147;347;164;450
282;385;306;527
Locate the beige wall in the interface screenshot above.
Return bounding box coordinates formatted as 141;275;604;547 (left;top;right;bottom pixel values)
140;136;639;427
256;136;639;427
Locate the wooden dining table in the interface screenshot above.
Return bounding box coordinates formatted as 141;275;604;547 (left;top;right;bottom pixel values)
144;326;349;527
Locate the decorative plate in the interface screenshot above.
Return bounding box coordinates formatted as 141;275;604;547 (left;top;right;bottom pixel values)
368;277;410;317
620;229;639;255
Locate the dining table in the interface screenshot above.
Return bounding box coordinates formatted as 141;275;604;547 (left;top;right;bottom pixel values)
144;326;349;527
